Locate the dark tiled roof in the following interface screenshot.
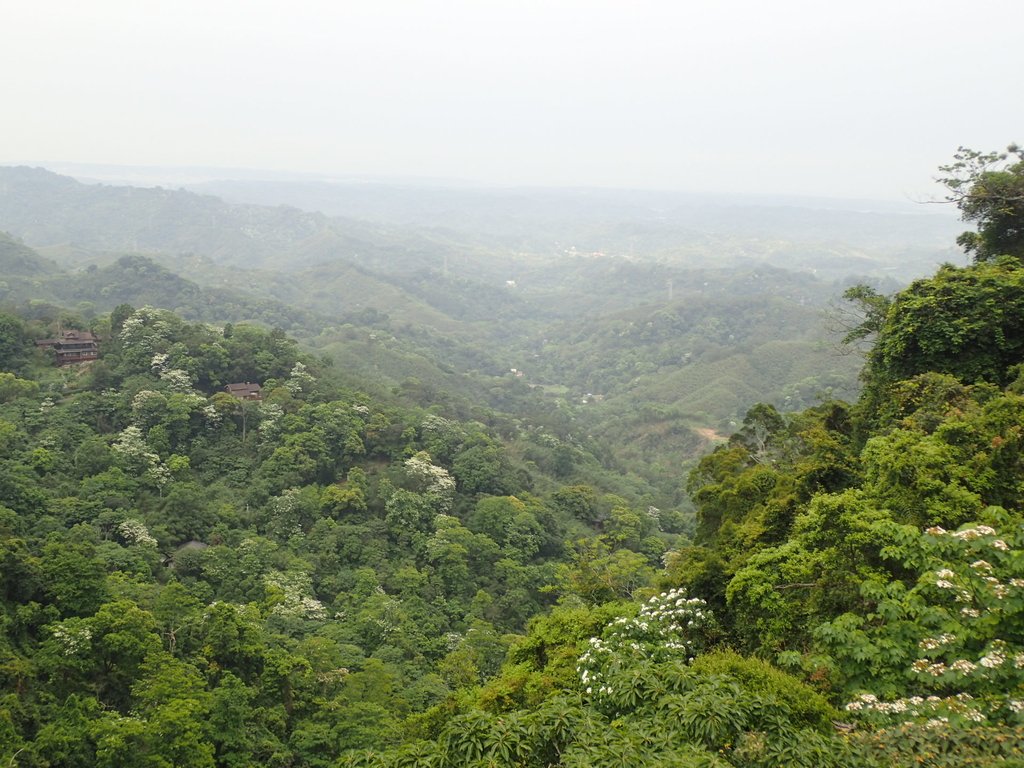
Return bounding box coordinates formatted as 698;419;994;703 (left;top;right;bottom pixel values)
225;382;262;398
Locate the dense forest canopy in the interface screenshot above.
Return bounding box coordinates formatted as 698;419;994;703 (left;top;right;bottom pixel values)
0;165;955;497
0;147;1023;766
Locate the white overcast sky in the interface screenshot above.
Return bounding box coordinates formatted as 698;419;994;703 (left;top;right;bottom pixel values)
3;0;1021;199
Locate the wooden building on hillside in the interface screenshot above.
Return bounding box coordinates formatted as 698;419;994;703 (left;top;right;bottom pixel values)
35;330;100;365
225;382;263;401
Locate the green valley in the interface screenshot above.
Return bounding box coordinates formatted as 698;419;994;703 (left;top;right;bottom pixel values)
1;147;1021;766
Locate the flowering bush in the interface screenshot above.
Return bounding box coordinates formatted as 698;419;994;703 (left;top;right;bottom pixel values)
131;390;166;426
150;352;170;373
49;620;93;656
817;514;1024;725
202;403;222;428
576;588;718;704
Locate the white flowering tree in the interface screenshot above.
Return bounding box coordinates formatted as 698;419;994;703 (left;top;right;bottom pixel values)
264;570;327;622
131;389;168;428
576;588;719;706
111;425;170;493
402;452;455;513
420;413;466;464
815;513;1024;725
284;361;316;395
159;367;196;393
257;402;284;445
117;518;158;547
150;349;198;393
117;307;179;368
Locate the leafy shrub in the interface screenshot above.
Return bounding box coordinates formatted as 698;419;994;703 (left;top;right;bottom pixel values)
846;722;1024;768
689;650;838;730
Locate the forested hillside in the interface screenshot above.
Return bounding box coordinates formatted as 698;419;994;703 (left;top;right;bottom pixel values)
1;148;1020;766
0;166;448;274
325;149;1024;766
0;166;947;491
0;303;694;765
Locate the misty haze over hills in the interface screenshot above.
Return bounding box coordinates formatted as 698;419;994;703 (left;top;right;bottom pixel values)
0;162;966;489
7;162;961;283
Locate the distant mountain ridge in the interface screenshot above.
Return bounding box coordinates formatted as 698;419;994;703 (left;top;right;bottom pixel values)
186;176;963;280
0;236;322;331
0;231;57;276
0;166;469;276
1;164;962;286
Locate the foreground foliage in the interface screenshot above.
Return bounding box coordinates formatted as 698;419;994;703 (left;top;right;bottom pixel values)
0;304;693;765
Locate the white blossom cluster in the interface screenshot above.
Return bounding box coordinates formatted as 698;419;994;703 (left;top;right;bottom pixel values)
316;667;350;685
265;571;327;621
926;523;1022;604
422;414;458;438
50;622;92;656
112;428;159;468
117;518;157;547
159;368;195;392
119;308;174;352
927;524;997;539
919;633;956;651
258;402;285;443
911;660;950;677
269;488;300;516
910;637;1019;685
840;520;1024;727
844;692;986;723
118;314;147;344
112;425;156;461
267;489;304;540
132;389;164;411
146;462;170;489
369;592;402;637
111;426;169;488
404;453;455;511
203;403;222;428
285;362;316;395
577;589;716;701
926;524;1011;548
980;649;1006;668
150;352;170;373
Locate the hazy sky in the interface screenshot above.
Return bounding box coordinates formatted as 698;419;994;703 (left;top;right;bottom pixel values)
4;0;1022;199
